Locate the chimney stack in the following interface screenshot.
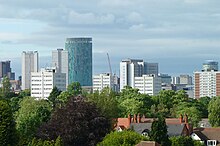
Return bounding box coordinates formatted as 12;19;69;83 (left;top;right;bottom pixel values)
137;113;141;123
134;114;137;123
184;114;188;124
128;114;131;125
179;114;183;123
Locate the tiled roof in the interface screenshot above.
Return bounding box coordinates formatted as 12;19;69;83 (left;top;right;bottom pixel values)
194;128;220;144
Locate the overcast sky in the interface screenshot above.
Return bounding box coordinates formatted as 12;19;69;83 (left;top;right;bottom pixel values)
0;0;220;77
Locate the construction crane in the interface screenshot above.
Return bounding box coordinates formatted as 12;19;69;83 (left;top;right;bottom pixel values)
107;53;112;76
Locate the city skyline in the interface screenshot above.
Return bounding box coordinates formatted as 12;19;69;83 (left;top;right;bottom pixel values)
1;0;220;77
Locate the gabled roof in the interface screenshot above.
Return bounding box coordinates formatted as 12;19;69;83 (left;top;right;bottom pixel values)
167;124;185;137
194;128;220;141
130;123;152;134
130;123;185;137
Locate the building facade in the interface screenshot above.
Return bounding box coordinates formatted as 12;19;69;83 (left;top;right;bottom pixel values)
93;73;119;92
52;49;68;86
134;74;161;95
120;58;158;90
194;70;220;99
65;38;92;87
180;74;192;85
22;51;38;90
0;61;15;80
31;68;66;99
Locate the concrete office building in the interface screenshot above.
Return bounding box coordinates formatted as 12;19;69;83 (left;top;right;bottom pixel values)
93;73;119;93
0;61;15;80
31;68;66;99
120;58;158;90
180;74;192;85
52;49;68;86
22;51;38;90
65;38;92;87
134;74;161;95
194;60;220;99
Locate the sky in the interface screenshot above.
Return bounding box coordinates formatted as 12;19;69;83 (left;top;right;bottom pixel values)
1;0;220;78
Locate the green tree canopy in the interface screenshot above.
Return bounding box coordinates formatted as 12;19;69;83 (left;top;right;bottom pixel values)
87;87;120;119
48;86;62;109
208;96;220;127
150;117;171;146
98;130;149;146
15;97;51;144
0;99;17;146
57;82;82;105
0;76;11;99
170;136;205;146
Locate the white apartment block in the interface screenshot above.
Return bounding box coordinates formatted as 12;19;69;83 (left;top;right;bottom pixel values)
194;70;220;99
134;75;161;95
93;73;119;92
22;51;38;90
52;49;68;86
31;68;66;99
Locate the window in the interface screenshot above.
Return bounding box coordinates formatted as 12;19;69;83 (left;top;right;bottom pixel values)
207;140;217;146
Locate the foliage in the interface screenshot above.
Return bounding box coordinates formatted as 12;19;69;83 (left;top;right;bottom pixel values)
57;82;82;105
208;96;220;127
15;97;51;144
0;99;17;146
175;102;202;127
150;117;171;146
87;87;120;119
28;136;63;146
170;136;205;146
170;136;194;146
98;130;149;146
198;96;211;118
0;76;11;99
48;86;62;109
18;89;31;98
36;96;111;146
117;86;153;117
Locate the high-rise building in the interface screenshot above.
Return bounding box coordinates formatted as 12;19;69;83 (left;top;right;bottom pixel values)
22;51;38;90
0;61;15;80
93;73;119;93
202;60;218;71
134;74;161;95
120;58;159;90
179;74;192;85
52;49;68;86
144;62;158;76
172;76;180;84
194;60;220;99
65;38;92;87
31;68;66;99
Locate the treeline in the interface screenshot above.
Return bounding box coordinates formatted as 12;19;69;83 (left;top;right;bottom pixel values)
0;76;220;145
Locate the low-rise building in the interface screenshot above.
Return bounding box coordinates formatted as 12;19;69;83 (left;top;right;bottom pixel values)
134;74;161;95
93;73;119;92
31;68;66;99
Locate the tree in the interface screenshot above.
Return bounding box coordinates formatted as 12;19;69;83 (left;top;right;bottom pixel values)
117;86;150;117
0;99;17;146
175;102;202;127
57;82;82;105
87;87;120;119
15;97;51;144
150;117;171;146
170;136;204;146
36;96;111;146
28;136;63;146
198;96;211;118
48;86;62;109
0;76;11;99
208;96;220;127
98;130;149;146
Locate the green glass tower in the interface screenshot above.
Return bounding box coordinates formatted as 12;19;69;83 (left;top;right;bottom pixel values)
65;38;92;86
